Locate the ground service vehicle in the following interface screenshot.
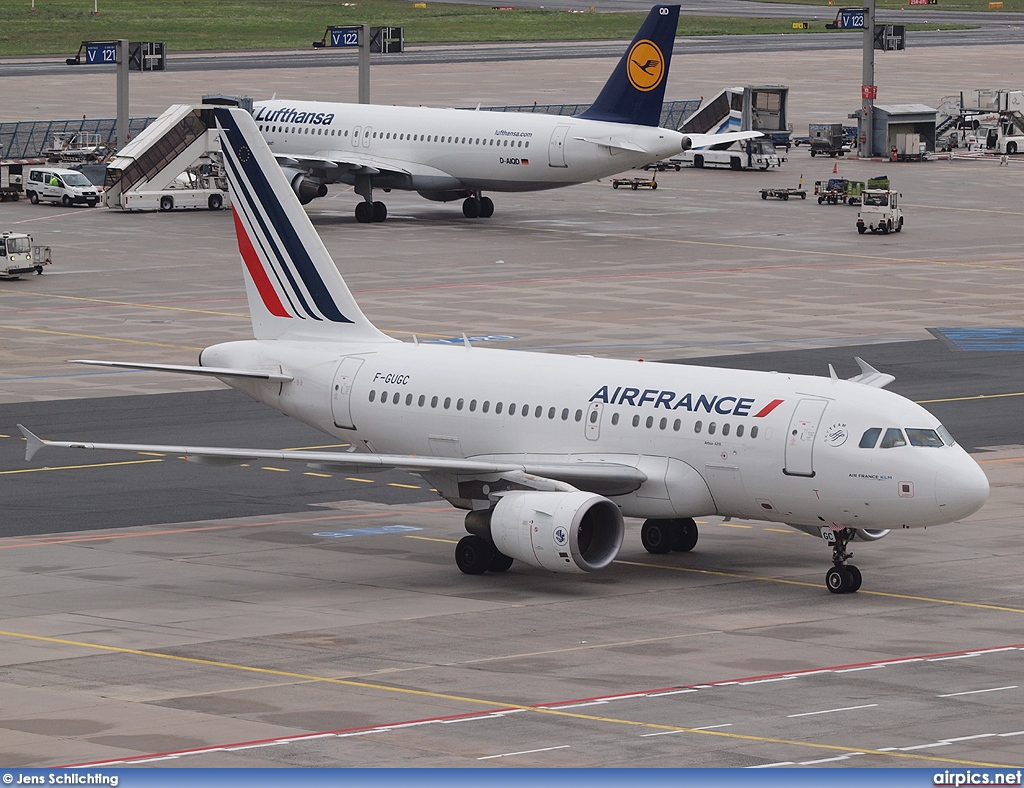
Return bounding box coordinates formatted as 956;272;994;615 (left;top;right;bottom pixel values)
0;231;51;279
675;138;781;171
857;190;903;234
808;123;847;157
24;167;99;207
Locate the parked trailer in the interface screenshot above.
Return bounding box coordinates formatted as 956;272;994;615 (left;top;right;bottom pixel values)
0;159;45;202
612;173;657;190
760;175;806;200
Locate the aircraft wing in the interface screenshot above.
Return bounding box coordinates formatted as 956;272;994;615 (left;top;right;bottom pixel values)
17;426;647;495
275;150;453;180
70;359;293;382
683;130;762;150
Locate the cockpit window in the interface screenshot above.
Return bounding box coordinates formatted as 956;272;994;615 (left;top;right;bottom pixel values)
937;425;956;446
859;427;881;448
879;428;907;448
906;428;944;447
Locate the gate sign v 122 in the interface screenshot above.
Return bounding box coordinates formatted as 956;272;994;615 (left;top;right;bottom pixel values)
330;27;360;47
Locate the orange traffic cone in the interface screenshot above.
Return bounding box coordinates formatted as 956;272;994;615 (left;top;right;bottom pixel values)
832;162;838;174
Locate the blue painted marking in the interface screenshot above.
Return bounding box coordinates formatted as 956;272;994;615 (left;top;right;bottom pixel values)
423;335;516;345
310;525;424;539
933;327;1024;351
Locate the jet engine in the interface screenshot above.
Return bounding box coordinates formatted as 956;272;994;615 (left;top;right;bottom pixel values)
679;136;694;153
854;528;890;542
488;491;624;573
280;167;328;205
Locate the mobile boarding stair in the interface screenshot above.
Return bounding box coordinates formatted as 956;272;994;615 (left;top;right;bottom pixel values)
103;105;223;210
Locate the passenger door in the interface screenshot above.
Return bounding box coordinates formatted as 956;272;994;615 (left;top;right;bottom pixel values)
548;125;570;167
784;398;829;477
331;356;364;429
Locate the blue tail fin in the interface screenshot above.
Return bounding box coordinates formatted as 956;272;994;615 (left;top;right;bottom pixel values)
578;5;680;127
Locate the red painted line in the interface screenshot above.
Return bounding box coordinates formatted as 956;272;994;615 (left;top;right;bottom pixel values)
55;642;1024;768
753;398;785;418
232;206;290;318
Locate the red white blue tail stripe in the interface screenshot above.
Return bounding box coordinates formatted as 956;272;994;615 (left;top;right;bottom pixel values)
215;107;388;342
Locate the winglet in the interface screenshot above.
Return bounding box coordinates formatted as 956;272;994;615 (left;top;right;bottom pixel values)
18;424;46;462
849;357;896;389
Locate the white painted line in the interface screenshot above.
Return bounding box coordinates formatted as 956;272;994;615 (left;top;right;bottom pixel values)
738;676;798;685
938;685;1018;697
788;703;878;718
836;665;886;673
941;734;997;743
749;762;796;768
895;742;949;751
928;653;980;662
478;745;570;760
999;730;1024;737
641;730;686;738
647;689;699;697
441;714;501;724
693;724;733;731
800;754;864;764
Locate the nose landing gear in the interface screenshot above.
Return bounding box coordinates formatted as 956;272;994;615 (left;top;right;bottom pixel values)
824;527;862;594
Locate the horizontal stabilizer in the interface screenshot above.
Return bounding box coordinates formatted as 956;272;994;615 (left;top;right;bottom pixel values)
18;429;648;494
848;357;895;389
69;360;293;382
572;136;648;154
682;130;762;150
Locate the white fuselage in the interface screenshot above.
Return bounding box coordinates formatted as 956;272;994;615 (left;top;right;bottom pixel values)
253;100;687;194
202;338;989;532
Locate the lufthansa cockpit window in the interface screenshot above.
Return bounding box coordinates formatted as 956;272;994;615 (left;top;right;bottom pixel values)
906;428;945;447
879;427;907;449
859;427;881;448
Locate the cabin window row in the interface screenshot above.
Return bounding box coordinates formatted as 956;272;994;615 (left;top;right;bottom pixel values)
859;426;952;449
258;125;529;148
368;390;584;422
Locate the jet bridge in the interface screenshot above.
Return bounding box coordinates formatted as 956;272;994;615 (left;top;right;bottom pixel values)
103;104;224;210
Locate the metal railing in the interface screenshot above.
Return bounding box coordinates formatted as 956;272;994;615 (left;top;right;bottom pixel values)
1;117;156;159
462;100;702;131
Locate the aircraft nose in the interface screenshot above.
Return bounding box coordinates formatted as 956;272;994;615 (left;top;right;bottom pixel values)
934;455;989;522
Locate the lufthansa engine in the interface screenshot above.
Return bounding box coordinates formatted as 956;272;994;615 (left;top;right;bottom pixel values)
487;491;624;573
280;167;328;205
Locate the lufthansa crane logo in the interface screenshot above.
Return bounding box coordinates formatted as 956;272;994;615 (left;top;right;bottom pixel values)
627;40;665;93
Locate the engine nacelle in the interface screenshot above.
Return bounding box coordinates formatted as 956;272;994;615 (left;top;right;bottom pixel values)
489;491;624;573
679;136;694;153
854;528;890;542
280;167;328;205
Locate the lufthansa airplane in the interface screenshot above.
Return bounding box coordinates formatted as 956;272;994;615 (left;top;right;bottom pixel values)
20;108;989;595
252;5;758;222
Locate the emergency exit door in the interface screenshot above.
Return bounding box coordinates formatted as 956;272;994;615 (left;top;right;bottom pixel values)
548;125;570;167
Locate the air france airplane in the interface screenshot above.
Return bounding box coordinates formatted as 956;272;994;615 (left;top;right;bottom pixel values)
20;107;989;595
252;5;758;223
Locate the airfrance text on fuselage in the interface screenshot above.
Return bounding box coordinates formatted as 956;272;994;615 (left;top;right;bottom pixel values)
589;386;784;417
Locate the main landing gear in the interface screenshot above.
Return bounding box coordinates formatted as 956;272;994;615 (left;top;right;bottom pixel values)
824;527;862;594
455;534;514;575
641;518;699;554
462;193;494;219
354;173;387;223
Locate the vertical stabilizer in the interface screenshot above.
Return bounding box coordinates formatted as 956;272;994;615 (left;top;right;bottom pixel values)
214;107;393;343
578;5;680;127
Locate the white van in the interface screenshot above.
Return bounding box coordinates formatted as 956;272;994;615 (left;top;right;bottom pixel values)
25;167;100;208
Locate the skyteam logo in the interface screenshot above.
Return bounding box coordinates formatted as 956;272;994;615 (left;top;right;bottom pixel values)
626;39;665;93
553;526;569;547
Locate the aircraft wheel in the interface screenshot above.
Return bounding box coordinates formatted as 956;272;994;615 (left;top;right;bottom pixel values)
641;519;677;555
673;518;699;553
355;201;372;223
846;564;862;593
488;551;514;573
462;196;481;218
455;535;493;575
826;566;852;594
479;196;494;218
372;201;387;222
